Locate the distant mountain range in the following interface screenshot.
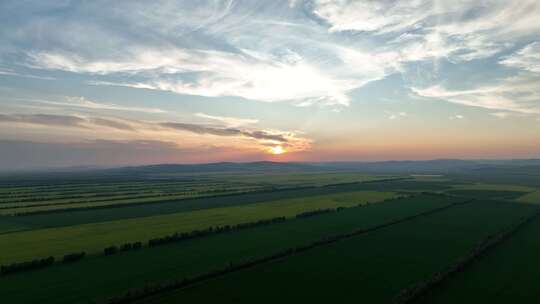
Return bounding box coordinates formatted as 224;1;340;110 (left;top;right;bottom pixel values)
2;159;540;176
309;159;540;173
2;159;540;187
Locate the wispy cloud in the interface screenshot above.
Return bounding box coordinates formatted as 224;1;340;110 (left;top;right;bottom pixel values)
0;113;86;127
500;42;540;73
387;111;407;120
195;113;258;127
3;0;536;109
0;113;134;130
490;112;510;119
0;112;311;152
312;0;430;33
0;68;55;80
412;73;540;115
312;0;540;63
21;96;166;114
0;0;538;144
31;47;378;106
159;122;287;143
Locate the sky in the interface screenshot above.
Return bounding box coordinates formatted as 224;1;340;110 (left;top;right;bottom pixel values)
0;0;539;170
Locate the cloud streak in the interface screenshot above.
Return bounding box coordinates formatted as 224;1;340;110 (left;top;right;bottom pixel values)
412;76;540;116
23;96;166;114
0;112;311;152
500;42;540;73
194;113;258;127
159;122;288;143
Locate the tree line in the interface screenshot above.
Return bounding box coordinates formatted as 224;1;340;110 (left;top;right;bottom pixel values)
0;251;87;275
0;256;55;275
104;242;143;256
295;207;346;219
148;217;286;247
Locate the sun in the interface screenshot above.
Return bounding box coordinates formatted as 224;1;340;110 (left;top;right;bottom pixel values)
269;145;286;155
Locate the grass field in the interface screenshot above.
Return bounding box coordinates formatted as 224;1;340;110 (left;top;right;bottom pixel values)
0;190;397;264
141;200;536;304
414;212;540;304
0;194;461;304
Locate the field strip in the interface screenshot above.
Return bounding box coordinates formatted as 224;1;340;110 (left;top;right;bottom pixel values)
396;210;540;304
0;191;398;263
6;184;360;216
0;182;404;232
3;178;410;216
106;199;473;304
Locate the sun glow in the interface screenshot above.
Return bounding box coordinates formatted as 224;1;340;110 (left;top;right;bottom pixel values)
269;145;286;155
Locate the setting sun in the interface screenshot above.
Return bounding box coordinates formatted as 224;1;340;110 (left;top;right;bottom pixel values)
269;145;286;155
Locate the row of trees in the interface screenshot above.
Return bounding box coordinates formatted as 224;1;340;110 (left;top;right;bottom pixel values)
148;217;286;248
0;250;89;275
295;207;345;219
104;242;143;256
0;256;55;274
63;252;86;263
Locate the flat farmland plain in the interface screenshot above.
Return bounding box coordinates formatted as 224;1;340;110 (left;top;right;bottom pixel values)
140;201;537;304
0;180;410;231
414;212;540;304
0;190;397;264
0;194;461;304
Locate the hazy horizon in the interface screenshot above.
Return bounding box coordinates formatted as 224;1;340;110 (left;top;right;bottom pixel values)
2;157;540;173
1;1;539;169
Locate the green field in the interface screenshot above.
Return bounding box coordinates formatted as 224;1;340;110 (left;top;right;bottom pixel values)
0;179;266;215
0;190;397;264
0;175;461;218
1;166;539;304
141;201;536;304
0;194;460;304
415;213;540;303
0;181;406;231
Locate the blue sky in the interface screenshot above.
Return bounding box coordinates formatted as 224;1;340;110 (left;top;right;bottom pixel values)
0;0;539;169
